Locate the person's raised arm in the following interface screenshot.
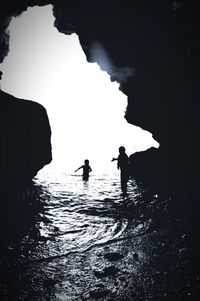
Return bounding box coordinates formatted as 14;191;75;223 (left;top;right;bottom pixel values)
111;157;120;169
75;166;82;172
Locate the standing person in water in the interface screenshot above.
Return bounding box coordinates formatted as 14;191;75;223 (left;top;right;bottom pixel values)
75;159;92;181
112;146;130;193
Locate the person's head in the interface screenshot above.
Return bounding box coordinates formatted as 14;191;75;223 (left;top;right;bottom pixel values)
119;146;125;154
84;159;89;165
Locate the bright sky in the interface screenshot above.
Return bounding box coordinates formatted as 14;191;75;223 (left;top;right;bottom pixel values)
0;5;159;173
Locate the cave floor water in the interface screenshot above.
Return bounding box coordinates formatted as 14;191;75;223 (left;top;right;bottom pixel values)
0;168;200;300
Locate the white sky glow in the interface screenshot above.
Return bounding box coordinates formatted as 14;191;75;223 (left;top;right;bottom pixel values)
0;5;159;173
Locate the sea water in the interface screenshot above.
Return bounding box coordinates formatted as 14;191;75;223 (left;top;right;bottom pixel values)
0;166;198;300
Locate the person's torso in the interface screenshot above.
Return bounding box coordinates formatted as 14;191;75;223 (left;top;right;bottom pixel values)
118;154;129;170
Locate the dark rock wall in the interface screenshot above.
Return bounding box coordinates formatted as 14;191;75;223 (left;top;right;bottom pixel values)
0;90;52;193
53;0;200;196
0;0;199;196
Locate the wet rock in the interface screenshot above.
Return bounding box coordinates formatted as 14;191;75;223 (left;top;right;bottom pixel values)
133;252;139;261
94;265;119;278
41;216;52;224
38;236;48;242
104;252;124;262
43;278;56;288
119;276;126;282
89;288;110;299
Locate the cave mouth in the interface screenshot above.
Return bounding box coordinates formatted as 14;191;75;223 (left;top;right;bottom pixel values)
0;5;159;173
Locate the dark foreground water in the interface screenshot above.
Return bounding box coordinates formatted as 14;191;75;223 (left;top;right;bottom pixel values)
0;167;200;300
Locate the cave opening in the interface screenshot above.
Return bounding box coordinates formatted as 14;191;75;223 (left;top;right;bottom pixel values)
0;5;159;174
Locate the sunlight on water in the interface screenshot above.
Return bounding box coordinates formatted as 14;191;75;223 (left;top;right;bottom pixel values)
31;166;148;259
0;4;159;173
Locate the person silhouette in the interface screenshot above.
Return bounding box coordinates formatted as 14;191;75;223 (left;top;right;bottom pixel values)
112;146;130;193
0;70;2;88
75;159;92;181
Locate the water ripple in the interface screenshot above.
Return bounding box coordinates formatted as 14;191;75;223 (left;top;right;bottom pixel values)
20;167;149;261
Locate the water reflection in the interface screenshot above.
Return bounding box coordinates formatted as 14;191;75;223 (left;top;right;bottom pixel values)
1;168;198;300
27;167;149;261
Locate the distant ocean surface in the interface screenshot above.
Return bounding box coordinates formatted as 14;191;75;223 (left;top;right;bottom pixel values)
0;166;199;300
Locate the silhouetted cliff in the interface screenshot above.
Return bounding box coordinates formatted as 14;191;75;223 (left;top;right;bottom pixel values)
52;0;199;198
0;90;52;193
0;0;199;198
